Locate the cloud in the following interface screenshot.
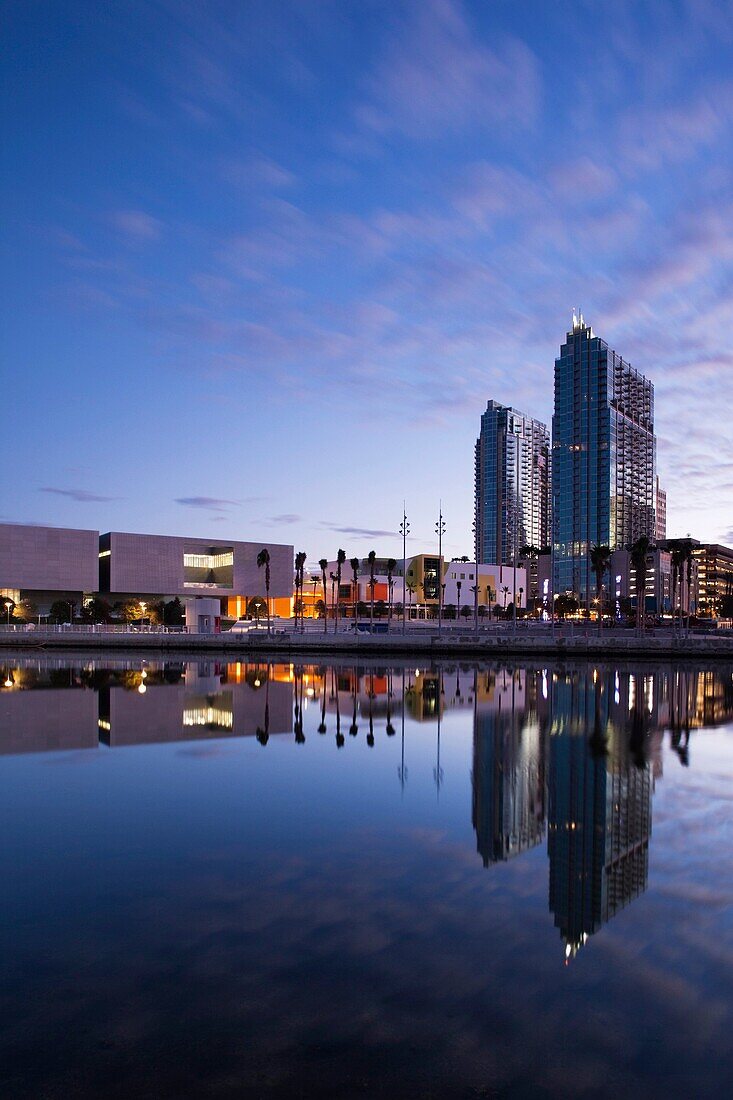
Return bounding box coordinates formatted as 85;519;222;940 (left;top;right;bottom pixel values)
39;487;120;503
357;0;541;138
269;514;301;525
111;209;162;242
319;522;397;539
174;496;240;513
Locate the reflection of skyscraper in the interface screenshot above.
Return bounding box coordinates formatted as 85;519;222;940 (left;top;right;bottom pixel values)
472;671;546;867
547;673;652;959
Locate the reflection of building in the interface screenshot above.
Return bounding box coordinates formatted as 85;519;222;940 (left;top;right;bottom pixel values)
99;531;293;619
472;670;546;867
0;669;98;754
553;314;656;603
98;663;292;746
475;401;550;566
547;672;652;959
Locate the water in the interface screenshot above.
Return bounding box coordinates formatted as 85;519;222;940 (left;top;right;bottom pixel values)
1;655;732;1098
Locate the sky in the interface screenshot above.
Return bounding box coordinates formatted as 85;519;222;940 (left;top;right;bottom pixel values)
2;0;733;565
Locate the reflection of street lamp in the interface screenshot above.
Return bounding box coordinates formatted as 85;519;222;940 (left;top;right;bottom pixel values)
4;670;13;688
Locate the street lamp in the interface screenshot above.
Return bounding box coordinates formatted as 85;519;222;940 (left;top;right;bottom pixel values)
400;504;410;636
4;599;12;626
140;601;147;630
435;506;445;636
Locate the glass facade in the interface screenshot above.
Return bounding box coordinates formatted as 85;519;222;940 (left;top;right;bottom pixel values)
553;317;656;602
474;401;550;565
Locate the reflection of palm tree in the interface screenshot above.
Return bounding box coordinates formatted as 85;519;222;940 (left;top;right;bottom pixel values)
349;668;359;736
386;669;395;735
367;672;375;746
255;663;271;745
318;668;327;734
588;674;608;758
294;670;305;743
334;669;342;743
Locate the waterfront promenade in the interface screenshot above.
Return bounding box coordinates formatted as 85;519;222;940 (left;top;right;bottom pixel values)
1;622;732;659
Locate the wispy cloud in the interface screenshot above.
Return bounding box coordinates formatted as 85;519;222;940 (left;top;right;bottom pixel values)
320;522;397;539
40;487;120;503
111;209;162;242
174;496;240;514
357;0;540;138
268;514;301;525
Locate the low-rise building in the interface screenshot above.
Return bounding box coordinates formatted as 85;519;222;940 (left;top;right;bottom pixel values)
99;531;293;618
693;543;733;618
0;522;99;617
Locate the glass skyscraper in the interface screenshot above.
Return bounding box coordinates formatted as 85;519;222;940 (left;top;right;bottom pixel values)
474;401;550;565
552;314;656;602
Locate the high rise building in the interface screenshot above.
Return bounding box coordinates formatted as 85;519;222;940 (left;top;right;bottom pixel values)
552;313;656;602
474;401;550;566
655;477;667;542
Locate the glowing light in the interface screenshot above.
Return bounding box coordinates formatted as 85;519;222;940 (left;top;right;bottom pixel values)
138;683;147;694
253;678;261;688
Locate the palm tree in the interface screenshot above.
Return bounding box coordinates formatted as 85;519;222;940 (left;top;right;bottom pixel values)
350;556;360;621
295;551;307;632
590;544;611;634
368;550;377;632
501;584;510;614
629;536;654;633
334;549;346;635
257;549;271;634
671;545;684;633
319;558;329;635
386;557;396;632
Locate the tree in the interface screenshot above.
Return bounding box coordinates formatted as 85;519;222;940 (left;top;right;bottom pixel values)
166;597;185;626
590;544;611;634
368;550;377;631
81;597;112;624
318;558;329;634
257;549;271;634
555;592;578;619
461;604;472;620
334;548;346;634
470;583;479;633
720;593;733;618
13;598;37;622
456;579;462;619
501;584;510;612
350;556;360;620
295;551;307;632
386;558;396;631
629;536;654;632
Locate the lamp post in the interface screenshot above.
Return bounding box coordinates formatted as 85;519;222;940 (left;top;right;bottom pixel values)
435;506;445;636
140;601;147;630
4;599;12;626
400;505;410;636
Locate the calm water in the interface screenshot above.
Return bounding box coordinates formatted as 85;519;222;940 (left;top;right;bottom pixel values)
1;655;732;1098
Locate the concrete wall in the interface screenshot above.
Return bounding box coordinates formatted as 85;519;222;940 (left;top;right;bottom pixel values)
0;523;98;592
102;531;293;599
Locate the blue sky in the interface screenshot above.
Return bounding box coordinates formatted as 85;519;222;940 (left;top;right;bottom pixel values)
3;0;733;562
